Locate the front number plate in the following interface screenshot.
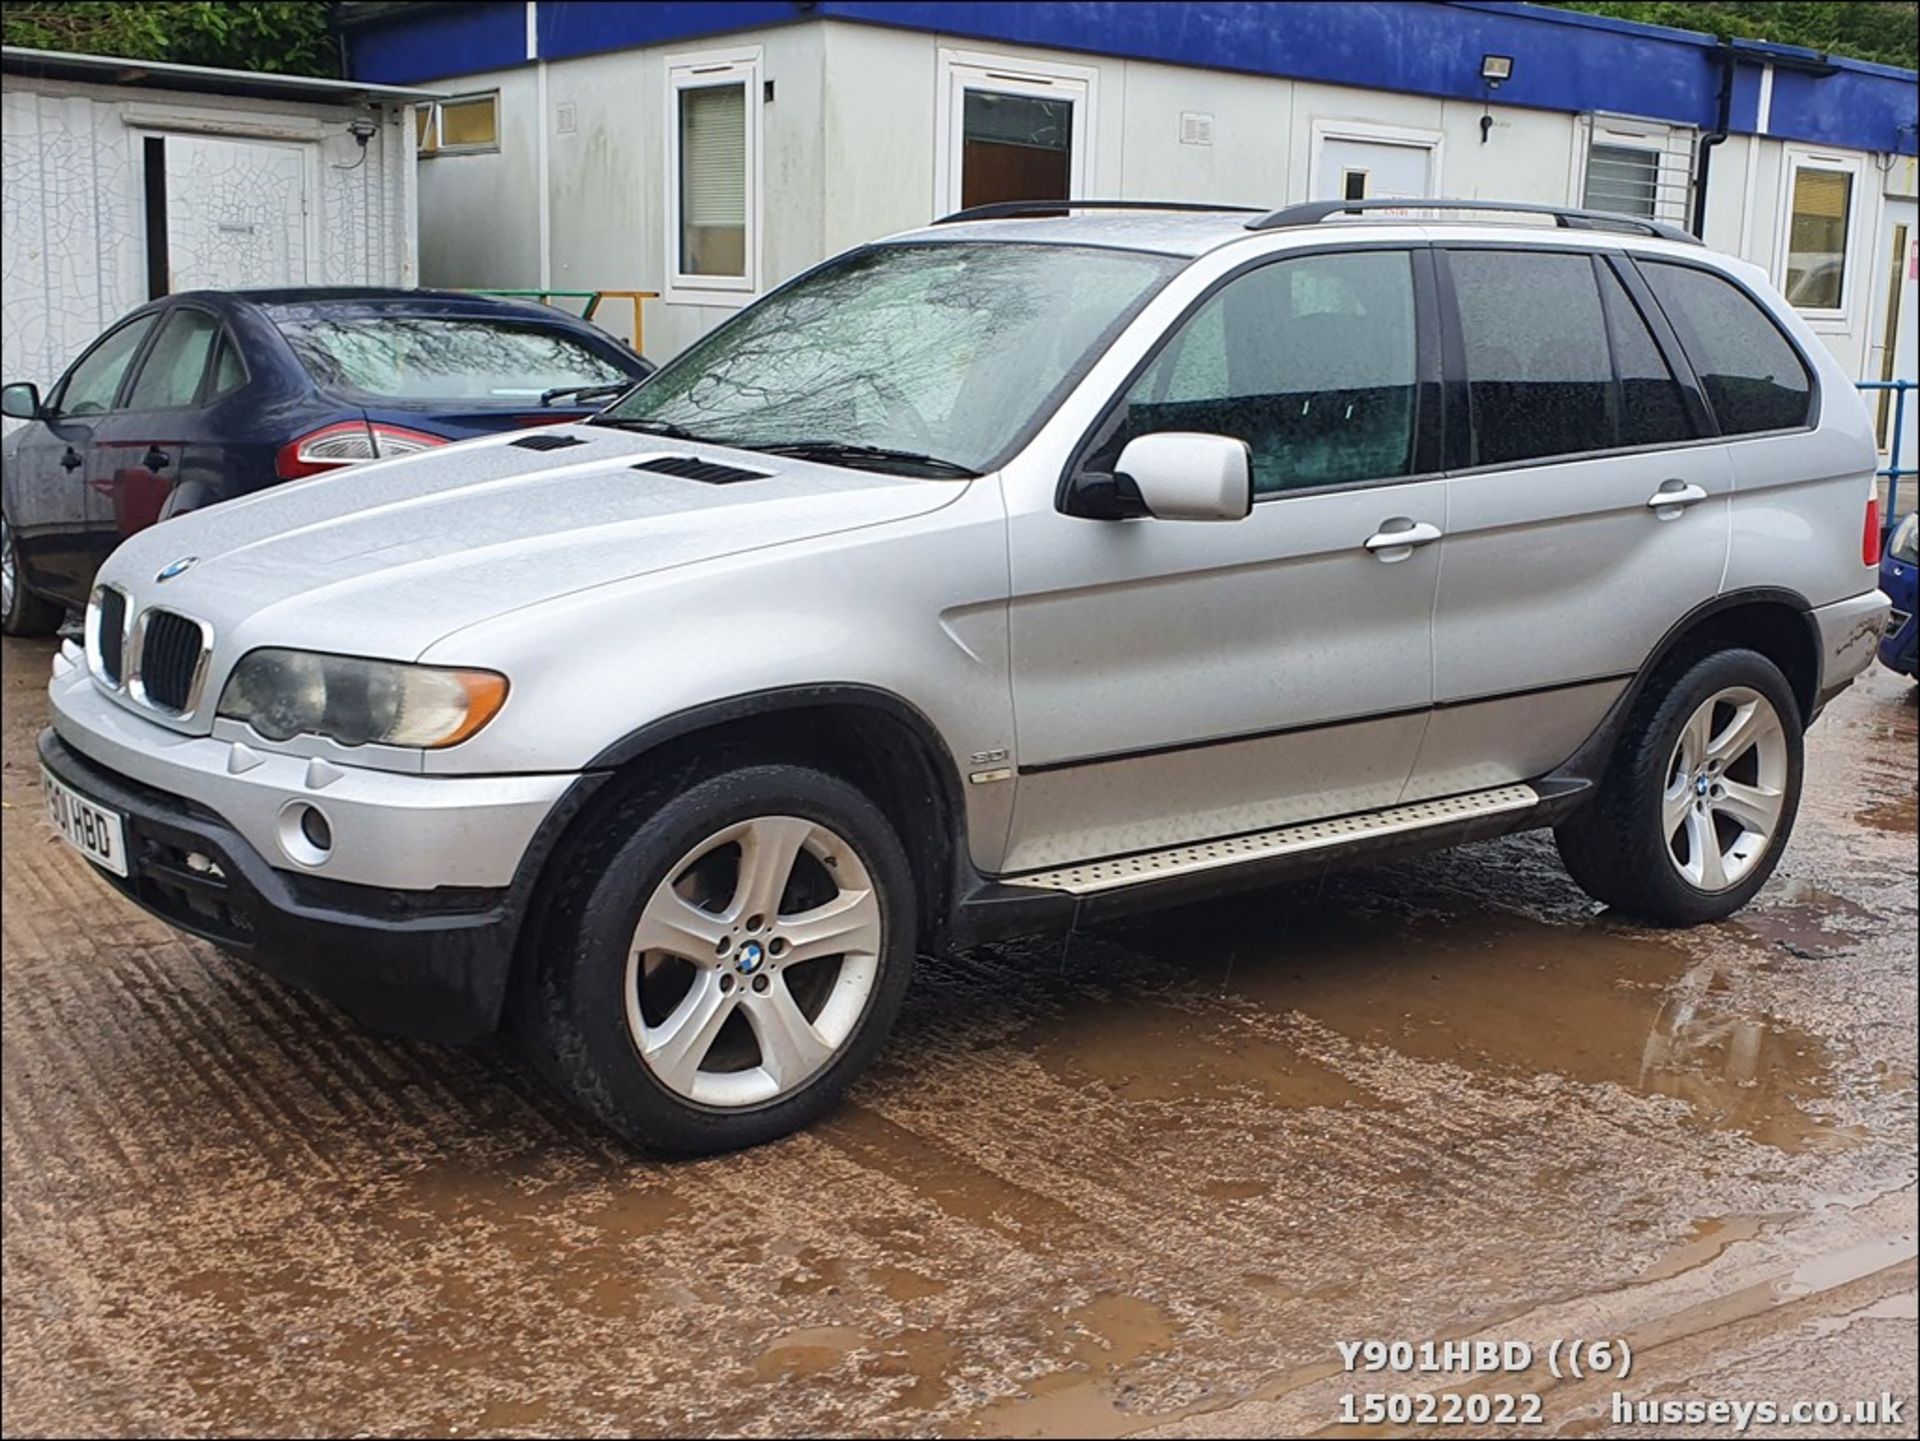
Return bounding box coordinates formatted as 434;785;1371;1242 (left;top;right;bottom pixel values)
41;767;129;877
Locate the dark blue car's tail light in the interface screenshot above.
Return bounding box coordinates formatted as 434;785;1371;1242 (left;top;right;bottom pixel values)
276;421;447;480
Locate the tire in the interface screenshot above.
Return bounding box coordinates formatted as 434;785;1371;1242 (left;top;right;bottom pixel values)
1556;647;1803;926
1;512;64;637
526;763;916;1154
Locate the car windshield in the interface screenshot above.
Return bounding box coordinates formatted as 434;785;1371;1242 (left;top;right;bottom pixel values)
272;309;632;403
598;242;1184;474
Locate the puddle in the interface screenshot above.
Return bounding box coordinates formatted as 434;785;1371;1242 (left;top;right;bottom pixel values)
1114;893;1850;1153
1735;880;1877;958
752;1325;868;1381
957;1292;1181;1438
1017;997;1374;1108
1635;1215;1782;1283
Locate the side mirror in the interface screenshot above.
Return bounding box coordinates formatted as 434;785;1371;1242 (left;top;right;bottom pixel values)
0;382;41;421
1115;432;1252;521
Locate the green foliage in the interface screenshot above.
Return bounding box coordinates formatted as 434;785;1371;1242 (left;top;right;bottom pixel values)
1545;1;1919;69
2;2;338;77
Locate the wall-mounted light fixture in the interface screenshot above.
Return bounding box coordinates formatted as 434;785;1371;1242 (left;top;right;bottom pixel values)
1478;54;1513;144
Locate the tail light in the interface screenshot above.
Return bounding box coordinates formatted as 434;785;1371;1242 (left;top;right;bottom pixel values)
276;421;448;480
1863;497;1882;567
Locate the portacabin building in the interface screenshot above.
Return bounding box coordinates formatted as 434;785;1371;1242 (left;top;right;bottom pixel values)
341;1;1918;459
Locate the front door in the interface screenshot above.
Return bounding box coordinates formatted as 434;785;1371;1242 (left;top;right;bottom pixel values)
1407;246;1732;800
10;311;160;605
1003;247;1443;873
940;55;1090;213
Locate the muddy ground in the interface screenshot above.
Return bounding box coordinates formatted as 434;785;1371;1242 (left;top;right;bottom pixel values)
2;632;1915;1438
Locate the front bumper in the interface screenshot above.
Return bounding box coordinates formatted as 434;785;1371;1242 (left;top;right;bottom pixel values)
48;655;571;890
40;663;608;1044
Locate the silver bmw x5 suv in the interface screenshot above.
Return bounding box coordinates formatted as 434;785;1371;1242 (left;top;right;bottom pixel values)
38;199;1892;1153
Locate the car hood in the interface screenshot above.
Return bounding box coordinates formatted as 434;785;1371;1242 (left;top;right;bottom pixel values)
96;425;969;663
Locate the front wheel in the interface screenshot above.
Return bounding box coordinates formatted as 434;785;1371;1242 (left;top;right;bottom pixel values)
526;763;916;1154
1556;648;1803;926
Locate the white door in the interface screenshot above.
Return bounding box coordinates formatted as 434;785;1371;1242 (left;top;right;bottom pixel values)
1316;136;1436;205
1867;197;1917;482
160;135;312;291
938;55;1090;214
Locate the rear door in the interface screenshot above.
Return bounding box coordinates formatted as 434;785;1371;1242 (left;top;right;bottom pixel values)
83;305;225;574
10;311;161;603
1407;245;1730;800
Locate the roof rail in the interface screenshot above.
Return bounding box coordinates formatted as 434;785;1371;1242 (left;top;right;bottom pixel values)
934;198;1263;225
1245;198;1703;245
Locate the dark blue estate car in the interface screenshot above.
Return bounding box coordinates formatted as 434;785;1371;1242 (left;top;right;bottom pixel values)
2;289;651;634
1880;508;1918;678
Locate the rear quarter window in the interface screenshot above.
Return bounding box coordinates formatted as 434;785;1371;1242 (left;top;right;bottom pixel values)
1639;262;1813;435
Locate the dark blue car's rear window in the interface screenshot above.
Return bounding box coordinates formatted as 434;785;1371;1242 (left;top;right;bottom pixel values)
270;309;630;403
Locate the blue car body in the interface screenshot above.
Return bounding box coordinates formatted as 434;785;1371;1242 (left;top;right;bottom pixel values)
1879;510;1918;677
3;288;651;614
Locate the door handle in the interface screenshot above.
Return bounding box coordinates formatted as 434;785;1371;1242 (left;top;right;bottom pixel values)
1646;479;1709;512
1364;520;1443;556
60;447;82;472
142;447;170;471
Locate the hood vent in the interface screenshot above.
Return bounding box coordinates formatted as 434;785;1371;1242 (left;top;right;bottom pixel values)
633;455;770;485
510;433;589;451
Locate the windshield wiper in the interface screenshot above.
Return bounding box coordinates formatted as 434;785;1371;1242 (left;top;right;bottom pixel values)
588;416;720;442
540;381;633;407
741;439;980;478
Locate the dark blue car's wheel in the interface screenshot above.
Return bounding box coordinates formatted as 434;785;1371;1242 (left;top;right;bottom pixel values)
1;512;65;638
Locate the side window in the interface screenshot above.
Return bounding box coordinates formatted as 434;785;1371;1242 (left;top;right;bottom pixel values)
1091;250;1419;496
126;309;221;410
1597;265;1693;447
52;314;159;417
1449;249;1613;466
1640;261;1813;435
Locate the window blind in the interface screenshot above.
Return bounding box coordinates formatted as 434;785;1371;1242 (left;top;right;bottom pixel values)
681;83;746;228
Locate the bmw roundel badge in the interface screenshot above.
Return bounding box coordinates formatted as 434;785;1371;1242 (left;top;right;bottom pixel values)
155;556;199;583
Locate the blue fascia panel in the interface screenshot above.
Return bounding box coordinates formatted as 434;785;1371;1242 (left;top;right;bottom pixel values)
1768;65;1920;155
540;1;804;61
345;0;1919;156
347;0;528;85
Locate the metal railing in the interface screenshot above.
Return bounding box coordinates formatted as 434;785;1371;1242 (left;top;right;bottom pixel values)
1858;379;1916;528
462;288;659;355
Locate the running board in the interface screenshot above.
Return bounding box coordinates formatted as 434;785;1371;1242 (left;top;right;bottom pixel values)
1002;784;1541;896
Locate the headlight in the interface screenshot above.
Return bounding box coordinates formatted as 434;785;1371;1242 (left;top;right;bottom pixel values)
216;649;508;749
1892;511;1919;565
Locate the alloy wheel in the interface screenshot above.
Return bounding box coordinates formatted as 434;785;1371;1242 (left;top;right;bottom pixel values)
1663;686;1789;893
624;815;882;1108
1;514;15;617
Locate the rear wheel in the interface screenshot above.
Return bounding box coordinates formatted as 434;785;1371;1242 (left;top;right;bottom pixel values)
1556;648;1802;925
1;512;64;637
527;763;915;1153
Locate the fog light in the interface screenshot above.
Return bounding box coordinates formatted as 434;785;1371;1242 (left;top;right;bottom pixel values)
278;802;334;865
184;851;226;879
300;807;332;852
